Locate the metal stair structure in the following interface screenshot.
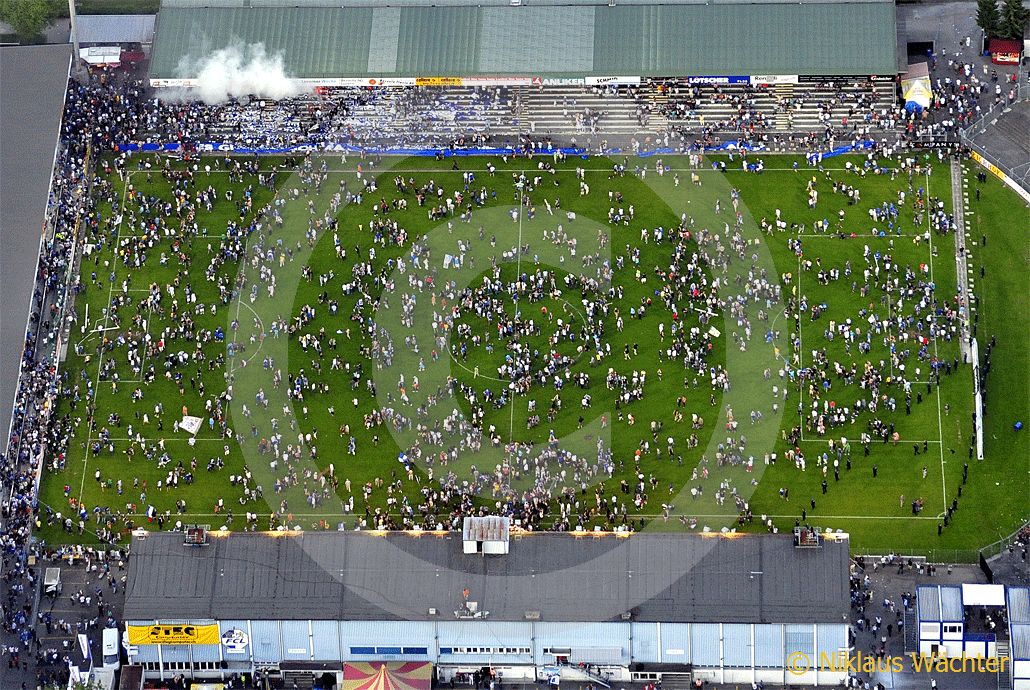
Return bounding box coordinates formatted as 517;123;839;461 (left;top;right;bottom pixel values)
904;609;918;654
996;640;1011;690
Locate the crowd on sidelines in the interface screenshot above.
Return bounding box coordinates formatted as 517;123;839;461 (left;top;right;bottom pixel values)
912;47;1025;140
0;74;129;687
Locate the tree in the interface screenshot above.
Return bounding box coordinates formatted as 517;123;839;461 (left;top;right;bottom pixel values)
999;0;1029;39
977;0;1002;37
0;0;57;40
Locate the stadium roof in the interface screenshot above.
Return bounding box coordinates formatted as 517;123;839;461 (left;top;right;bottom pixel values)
75;14;156;45
124;530;850;623
150;0;898;81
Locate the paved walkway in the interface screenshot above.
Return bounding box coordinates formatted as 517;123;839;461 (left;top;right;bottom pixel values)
970;101;1030;188
949;159;973;365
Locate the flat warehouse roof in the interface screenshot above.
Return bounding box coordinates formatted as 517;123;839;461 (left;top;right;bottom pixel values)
124;530;850;623
150;0;898;80
0;44;71;444
75;14;156;45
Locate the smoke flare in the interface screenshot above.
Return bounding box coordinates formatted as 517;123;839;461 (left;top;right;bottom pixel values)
172;42;304;104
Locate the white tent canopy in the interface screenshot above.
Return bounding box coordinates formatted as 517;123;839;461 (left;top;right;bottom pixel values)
962;583;1006;607
903;79;932;109
902;61;933;110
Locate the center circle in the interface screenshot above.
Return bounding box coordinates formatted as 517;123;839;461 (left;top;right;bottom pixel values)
449;265;599;389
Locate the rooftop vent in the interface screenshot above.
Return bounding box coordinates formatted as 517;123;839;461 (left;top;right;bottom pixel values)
455;600;490;619
184;525;211;547
463;516;510;555
793;526;822;549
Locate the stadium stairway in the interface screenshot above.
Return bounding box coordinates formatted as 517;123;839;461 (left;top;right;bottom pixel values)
997;639;1011;690
282;670;315;689
518;85;657;138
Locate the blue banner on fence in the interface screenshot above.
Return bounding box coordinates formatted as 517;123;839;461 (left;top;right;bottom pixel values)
805;140;876;164
115;138;877;158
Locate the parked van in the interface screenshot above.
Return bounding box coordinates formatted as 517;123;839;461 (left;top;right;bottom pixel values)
102;628;121;670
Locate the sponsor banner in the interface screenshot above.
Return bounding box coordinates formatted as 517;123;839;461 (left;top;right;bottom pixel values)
542;77;585;86
586;76;641;86
415;76;464;86
308;78;416;87
220;628;249;653
686;75;749;85
749;74;799;85
127;624;220;646
970;151;1030;203
150;78;197;88
870;74;896;82
152;77;419;89
971;150;1003;179
799;74;883;83
991;52;1020;65
462;76;535;86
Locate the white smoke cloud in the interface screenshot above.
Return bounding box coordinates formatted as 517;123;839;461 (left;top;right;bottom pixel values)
171;42;306;104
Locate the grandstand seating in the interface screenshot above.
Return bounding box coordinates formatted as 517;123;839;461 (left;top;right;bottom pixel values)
518;85;654;138
142;79;902;149
649;79;898;135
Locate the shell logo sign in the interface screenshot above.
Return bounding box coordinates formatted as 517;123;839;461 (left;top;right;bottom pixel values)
126;624;220;645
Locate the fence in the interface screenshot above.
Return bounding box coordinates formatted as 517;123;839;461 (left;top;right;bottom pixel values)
979;521;1030;562
958;61;1030;201
961;61;1029;138
855;549;985;565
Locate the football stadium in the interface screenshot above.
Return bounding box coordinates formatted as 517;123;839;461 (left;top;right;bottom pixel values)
0;0;1027;688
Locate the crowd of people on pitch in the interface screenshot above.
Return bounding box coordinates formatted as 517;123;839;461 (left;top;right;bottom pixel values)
0;61;1002;685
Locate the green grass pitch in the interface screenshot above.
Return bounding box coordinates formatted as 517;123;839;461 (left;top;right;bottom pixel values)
36;151;1028;559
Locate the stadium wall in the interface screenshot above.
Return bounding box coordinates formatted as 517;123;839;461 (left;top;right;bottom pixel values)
125;618;849;686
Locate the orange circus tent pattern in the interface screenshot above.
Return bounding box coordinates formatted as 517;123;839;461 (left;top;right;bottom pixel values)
344;662;432;690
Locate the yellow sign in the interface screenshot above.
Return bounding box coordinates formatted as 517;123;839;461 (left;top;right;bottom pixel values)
127;624;220;645
415;77;463;86
970;151;1005;181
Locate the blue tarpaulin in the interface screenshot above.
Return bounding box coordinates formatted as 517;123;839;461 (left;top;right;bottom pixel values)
115;139;876;158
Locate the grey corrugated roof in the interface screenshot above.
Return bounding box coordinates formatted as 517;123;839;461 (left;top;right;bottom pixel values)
75;14;156;44
1013;624;1030;661
150;0;897;79
161;0;889;7
1010;587;1030;624
123;531;849;623
917;585;941;622
940;585;963;622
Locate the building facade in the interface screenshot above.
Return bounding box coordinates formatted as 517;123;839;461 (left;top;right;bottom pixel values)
1009;587;1030;690
123;528;851;687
